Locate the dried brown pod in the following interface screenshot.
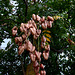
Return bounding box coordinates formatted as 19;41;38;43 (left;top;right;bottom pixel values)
40;70;46;75
45;45;50;51
36;73;40;75
41;23;47;30
30;27;36;35
33;35;38;39
29;24;33;28
15;37;22;44
40;16;45;23
34;66;40;74
20;26;23;32
41;42;45;49
47;16;54;21
30;53;36;62
24;24;29;29
33;22;37;29
43;70;46;75
35;51;41;60
41;36;46;42
37;29;41;35
36;15;41;21
26;40;33;51
21;23;24;27
12;30;17;36
43;51;49;60
31;46;35;52
33;60;39;68
18;45;25;55
40;70;43;75
47;21;53;28
23;43;27;50
12;26;18;36
22;34;26;40
40;64;44;69
26;40;35;52
32;14;36;20
28;20;32;24
20;24;27;33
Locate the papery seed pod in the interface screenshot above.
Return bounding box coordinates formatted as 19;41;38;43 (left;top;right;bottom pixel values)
29;24;33;28
30;53;36;62
18;46;25;55
41;36;46;42
30;27;36;35
33;60;39;68
40;16;45;23
47;16;54;21
41;42;45;49
30;46;35;52
20;26;24;32
23;43;27;50
33;35;38;39
37;29;41;35
12;26;18;36
26;41;33;51
12;26;18;31
28;20;32;24
47;21;53;28
43;70;46;75
45;45;50;51
12;30;17;36
32;14;36;20
15;37;22;44
35;51;41;60
33;23;37;29
40;70;46;75
40;64;44;69
36;15;41;21
34;66;40;74
18;42;22;46
21;23;24;27
43;51;49;60
31;20;35;23
36;73;40;75
24;24;29;29
22;34;26;40
40;70;43;75
41;23;47;30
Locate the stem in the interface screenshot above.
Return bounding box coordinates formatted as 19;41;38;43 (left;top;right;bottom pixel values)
26;32;30;40
37;25;39;51
19;32;23;36
23;0;28;22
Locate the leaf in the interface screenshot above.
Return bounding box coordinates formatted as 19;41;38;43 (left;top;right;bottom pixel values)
45;37;51;42
43;30;51;33
53;16;63;20
44;33;51;38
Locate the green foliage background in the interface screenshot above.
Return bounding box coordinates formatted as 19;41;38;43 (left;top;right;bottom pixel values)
0;0;75;75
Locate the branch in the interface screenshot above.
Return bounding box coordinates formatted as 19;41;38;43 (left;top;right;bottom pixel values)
23;0;28;22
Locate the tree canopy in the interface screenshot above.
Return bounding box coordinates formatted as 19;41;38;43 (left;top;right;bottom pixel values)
0;0;75;75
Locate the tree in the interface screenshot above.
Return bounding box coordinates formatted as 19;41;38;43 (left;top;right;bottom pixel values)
0;0;75;75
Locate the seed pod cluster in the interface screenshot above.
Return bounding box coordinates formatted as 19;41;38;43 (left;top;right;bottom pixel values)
12;14;54;75
41;36;50;60
12;26;18;36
